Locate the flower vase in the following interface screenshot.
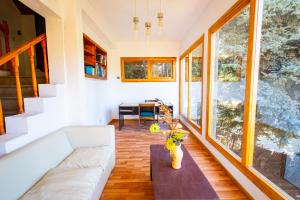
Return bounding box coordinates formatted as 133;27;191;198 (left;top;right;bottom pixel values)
171;145;183;169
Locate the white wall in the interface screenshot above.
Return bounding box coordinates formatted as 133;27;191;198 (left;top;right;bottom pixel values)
109;41;180;119
179;0;269;199
82;10;114;125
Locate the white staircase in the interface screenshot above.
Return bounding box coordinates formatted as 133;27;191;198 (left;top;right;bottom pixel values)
0;84;66;156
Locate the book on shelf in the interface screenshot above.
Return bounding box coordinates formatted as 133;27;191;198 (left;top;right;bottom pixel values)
96;53;106;65
85;65;94;75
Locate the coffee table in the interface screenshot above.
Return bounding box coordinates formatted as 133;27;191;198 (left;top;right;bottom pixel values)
150;144;219;200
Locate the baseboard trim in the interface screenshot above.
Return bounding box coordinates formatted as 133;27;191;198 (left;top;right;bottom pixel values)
107;118;140;125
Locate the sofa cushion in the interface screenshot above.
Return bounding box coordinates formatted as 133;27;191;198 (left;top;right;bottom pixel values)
20;167;102;200
57;146;113;171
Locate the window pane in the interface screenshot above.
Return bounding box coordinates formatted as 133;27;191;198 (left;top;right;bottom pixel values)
190;44;203;126
124;60;148;79
253;0;300;198
152;62;172;78
212;6;250;157
181;57;188;117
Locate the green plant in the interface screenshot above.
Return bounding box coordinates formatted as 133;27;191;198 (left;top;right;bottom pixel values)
149;105;189;154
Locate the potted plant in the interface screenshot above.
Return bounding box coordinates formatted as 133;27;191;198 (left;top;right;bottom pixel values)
149;104;189;169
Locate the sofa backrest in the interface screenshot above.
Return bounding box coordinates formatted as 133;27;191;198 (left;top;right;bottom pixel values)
64;125;115;149
0;130;74;200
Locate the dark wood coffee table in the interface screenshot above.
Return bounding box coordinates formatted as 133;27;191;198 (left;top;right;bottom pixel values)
150;144;219;200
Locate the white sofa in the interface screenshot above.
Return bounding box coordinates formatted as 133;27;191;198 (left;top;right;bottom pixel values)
0;125;115;200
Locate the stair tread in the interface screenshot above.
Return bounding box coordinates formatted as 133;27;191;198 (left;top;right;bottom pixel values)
1;97;18;100
7;112;43;118
0;96;33;99
0;85;34;88
3;111;18;116
0;76;45;78
0;132;27;143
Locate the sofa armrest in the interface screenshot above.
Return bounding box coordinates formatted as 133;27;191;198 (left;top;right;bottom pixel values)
63;125;115;149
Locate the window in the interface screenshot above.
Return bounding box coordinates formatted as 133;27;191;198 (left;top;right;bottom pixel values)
252;0;300;199
211;5;250;157
180;56;189;118
121;57;176;82
190;43;204;127
206;0;300;199
179;35;204;131
124;60;148;80
152;61;172;79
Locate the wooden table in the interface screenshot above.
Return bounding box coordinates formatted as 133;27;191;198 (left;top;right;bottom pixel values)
150;145;219;200
118;103;173;130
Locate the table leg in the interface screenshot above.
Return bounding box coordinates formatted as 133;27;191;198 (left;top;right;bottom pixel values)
119;114;123;130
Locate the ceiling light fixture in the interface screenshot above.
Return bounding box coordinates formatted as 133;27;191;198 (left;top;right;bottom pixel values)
145;0;151;37
157;0;164;29
145;21;151;36
133;0;139;32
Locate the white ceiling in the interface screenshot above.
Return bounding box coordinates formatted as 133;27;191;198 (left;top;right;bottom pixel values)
88;0;211;42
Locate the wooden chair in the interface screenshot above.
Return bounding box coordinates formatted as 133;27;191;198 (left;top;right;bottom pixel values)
145;99;162;120
145;99;158;103
139;103;156;127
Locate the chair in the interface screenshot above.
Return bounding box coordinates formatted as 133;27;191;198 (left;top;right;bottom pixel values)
139;103;156;127
145;99;163;120
145;99;158;103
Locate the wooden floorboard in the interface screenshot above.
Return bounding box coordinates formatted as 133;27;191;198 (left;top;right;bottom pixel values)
100;120;249;200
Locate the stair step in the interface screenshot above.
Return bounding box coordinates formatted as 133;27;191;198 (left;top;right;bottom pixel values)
1;97;18;112
0;84;65;155
0;76;46;85
3;110;18;117
0;85;34;97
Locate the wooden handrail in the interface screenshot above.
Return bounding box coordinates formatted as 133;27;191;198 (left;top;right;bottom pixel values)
0;33;46;66
0;33;49;118
41;40;49;83
0;33;2;57
0;100;4;134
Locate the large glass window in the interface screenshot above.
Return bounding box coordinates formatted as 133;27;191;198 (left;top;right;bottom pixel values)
211;6;250;157
124;60;148;80
152;62;172;79
180;56;188;117
252;0;300;198
121;57;176;82
180;36;204;130
190;44;203;126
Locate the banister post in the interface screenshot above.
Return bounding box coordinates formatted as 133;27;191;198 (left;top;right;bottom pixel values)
11;56;24;113
41;40;49;84
0;99;5;134
0;33;2;57
28;46;38;97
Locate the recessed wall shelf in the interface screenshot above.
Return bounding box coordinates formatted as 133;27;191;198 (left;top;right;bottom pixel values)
83;33;108;80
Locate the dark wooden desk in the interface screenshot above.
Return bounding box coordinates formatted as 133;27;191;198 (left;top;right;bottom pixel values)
150;145;219;200
118;103;173;130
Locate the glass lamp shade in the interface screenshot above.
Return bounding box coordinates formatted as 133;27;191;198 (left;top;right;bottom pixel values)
133;16;139;32
145;21;151;36
157;12;164;28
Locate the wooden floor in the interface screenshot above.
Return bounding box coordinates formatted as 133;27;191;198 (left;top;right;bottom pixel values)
100;120;249;200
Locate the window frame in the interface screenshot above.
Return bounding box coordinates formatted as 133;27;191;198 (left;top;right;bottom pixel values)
120;57;176;82
205;0;287;199
179;34;204;133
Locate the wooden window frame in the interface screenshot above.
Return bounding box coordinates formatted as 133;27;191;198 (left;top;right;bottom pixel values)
206;0;287;199
120;57;176;82
179;34;204;133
